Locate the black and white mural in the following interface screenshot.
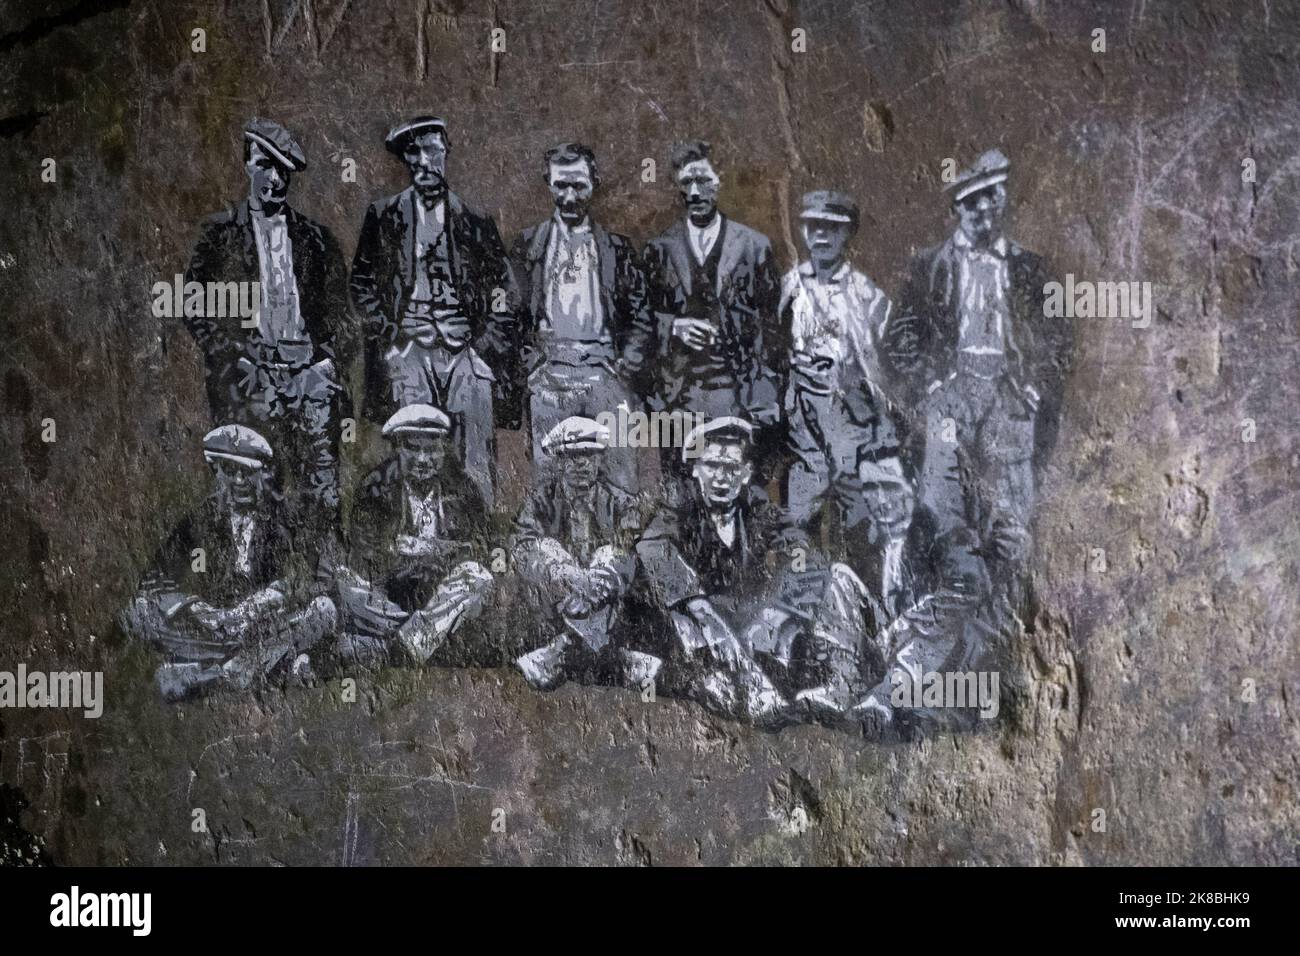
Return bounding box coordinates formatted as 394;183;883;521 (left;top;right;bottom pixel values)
123;116;1069;738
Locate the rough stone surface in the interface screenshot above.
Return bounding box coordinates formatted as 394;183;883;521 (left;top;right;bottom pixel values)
1;0;1297;865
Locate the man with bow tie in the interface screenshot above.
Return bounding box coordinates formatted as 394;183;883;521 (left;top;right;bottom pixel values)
183;118;354;533
350;116;518;509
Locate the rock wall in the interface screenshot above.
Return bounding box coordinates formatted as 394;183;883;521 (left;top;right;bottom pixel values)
0;0;1296;865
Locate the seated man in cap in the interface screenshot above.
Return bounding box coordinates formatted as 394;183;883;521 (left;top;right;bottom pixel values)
183;117;354;533
508;416;651;689
880;148;1071;597
335;404;495;666
642;141;783;481
780;189;898;538
350;116;518;510
509;143;657;495
631;418;822;724
796;446;990;726
120;425;337;700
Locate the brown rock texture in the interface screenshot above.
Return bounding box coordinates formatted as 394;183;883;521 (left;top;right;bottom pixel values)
0;0;1296;865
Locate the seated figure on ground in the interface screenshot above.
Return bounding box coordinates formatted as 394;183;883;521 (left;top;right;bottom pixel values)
336;404;495;668
121;425;336;700
509;416;652;689
631;418;825;725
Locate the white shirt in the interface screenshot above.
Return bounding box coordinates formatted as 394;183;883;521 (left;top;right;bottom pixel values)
410;197;448;305
687;214;722;265
543;214;606;340
405;484;444;539
710;509;738;548
780;260;891;392
230;513;256;576
250;210;307;344
953;232;1010;357
881;536;905;616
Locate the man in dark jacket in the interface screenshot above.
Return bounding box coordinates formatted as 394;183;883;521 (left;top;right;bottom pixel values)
510;143;656;494
120;425;336;700
642;141;783;475
632;418;820;723
880;149;1071;585
336;404;495;666
509;416;650;689
349;116;517;508
183;118;354;526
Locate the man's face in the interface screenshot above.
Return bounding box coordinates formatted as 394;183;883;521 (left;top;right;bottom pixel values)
211;457;268;512
954;183;1007;247
693;440;751;510
676;159;720;225
548;159;595;225
398;433;451;486
801;219;853;268
403;131;448;192
559;450;601;494
861;476;915;537
245;142;290;210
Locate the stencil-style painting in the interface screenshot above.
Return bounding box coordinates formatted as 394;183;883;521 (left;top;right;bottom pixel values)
123;117;1069;740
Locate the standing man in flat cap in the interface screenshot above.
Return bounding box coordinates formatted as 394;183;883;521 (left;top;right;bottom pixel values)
336;403;496;666
631;418;820;724
881;149;1070;593
780;190;897;538
509;143;656;494
350;116;517;509
121;425;337;700
642;141;782;478
183;117;354;534
509;415;650;689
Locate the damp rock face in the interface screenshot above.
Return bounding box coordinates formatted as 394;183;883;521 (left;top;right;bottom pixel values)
1;0;1298;866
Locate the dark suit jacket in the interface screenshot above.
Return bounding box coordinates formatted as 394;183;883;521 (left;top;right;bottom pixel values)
509;218;656;396
347;458;492;612
511;474;644;561
642;216;782;412
843;506;946;616
183;200;353;417
349;188;518;424
881;235;1072;465
635;484;808;611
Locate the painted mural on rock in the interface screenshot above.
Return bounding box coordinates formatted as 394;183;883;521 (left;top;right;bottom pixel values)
125;116;1070;737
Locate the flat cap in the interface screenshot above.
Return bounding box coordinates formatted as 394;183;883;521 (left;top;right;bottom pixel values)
382;403;452;438
542;416;611;455
243;117;307;172
683;416;753;462
203;424;273;468
948;148;1009;202
800;189;858;224
385;116;449;155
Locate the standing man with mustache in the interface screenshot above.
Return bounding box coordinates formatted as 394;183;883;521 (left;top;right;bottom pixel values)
350;116;518;509
642;141;782;478
183;118;354;533
509;143;656;494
